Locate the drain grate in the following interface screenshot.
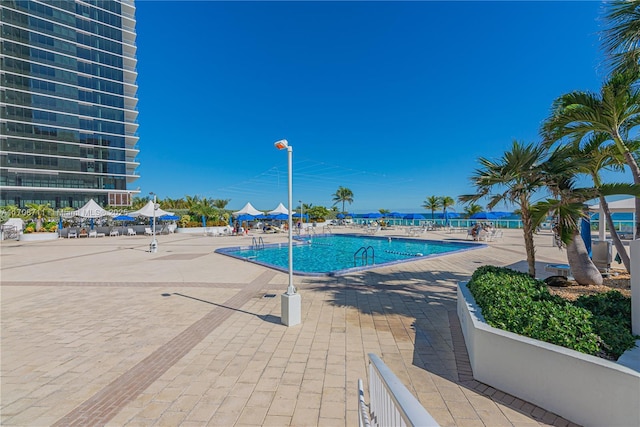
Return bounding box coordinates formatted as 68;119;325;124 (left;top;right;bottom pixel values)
263;294;277;298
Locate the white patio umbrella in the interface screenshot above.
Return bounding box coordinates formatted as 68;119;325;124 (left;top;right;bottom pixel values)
233;202;263;217
63;199;117;218
267;202;289;215
129;200;174;218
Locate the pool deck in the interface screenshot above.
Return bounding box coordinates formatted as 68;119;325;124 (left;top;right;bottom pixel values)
0;227;589;426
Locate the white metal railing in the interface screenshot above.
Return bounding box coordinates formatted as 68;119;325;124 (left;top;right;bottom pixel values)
364;353;440;427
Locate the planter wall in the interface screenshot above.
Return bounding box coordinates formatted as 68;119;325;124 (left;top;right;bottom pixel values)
457;282;640;427
19;232;59;242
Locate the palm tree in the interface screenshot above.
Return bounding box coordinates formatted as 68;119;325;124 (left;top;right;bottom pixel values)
601;0;640;76
440;196;456;221
532;145;640;285
463;203;484;217
212;199;230;210
332;186;354;214
460;140;548;277
191;198;216;226
573;133;632;271
422;196;441;220
25;202;54;231
541;72;640;235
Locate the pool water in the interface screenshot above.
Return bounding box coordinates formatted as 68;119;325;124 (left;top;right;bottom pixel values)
215;234;482;276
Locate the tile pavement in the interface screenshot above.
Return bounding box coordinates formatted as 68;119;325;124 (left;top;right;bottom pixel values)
1;228;581;426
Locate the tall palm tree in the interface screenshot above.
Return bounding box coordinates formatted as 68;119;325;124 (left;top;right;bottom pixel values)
460;140;548;277
422;196;442;220
532;145;640;285
440;196;456;221
541;72;640;235
601;0;640;76
332;186;354;214
574;133;632;271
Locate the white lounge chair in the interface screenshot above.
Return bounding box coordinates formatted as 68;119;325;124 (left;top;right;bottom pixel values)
144;227;153;236
109;229;119;237
68;229;77;238
89;230;97;238
365;225;381;235
127;228;137;236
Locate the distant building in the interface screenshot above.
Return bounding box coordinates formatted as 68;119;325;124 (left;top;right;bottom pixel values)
1;0;140;209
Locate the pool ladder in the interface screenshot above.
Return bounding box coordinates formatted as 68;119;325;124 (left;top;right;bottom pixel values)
251;236;265;250
354;246;375;267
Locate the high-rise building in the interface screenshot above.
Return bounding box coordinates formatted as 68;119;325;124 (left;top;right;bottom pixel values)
1;0;140;209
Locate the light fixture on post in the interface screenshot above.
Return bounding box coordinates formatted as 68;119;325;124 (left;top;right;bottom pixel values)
149;191;158;253
274;139;301;327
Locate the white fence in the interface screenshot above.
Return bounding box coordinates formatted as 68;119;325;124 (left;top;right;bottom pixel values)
360;353;439;427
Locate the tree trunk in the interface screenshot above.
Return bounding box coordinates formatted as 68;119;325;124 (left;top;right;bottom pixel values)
567;232;603;286
520;203;536;277
599;195;630;272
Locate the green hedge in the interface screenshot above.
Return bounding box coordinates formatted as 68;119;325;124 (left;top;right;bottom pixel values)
467;266;638;359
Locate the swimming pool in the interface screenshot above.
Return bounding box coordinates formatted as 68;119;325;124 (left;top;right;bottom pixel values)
215;234;484;276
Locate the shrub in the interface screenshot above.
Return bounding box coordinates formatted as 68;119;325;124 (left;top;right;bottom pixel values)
574;291;638;359
467;266;638;359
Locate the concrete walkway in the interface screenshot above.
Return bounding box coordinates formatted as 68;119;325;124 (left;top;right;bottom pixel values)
1;228;580;426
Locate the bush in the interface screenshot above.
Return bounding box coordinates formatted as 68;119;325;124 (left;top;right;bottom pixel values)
467;266;637;359
575;291;638;359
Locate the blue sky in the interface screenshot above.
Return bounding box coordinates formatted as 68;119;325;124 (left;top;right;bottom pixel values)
133;1;614;213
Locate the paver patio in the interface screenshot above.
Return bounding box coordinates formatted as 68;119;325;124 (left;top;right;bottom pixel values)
1;228;581;426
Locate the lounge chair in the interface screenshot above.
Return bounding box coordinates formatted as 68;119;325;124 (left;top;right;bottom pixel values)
68;229;77;238
79;229;88;238
364;225;381;235
109;229;119;237
89;230;97;238
476;229;489;241
127;228;137;236
144;227;153;236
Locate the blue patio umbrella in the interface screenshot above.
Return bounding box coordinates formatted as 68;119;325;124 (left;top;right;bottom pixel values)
159;215;179;221
403;213;425;220
113;215;136;221
201;215;206;227
58;216;63;237
269;213;289;221
336;213;345;219
581;217;592;257
236;214;255;222
389;212;404;218
113;214;135;234
470;212;502;220
292;213;309;219
363;212;383;219
90;218;94;230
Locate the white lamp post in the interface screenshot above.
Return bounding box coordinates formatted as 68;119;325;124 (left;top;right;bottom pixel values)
274;139;301;326
150;192;158;253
